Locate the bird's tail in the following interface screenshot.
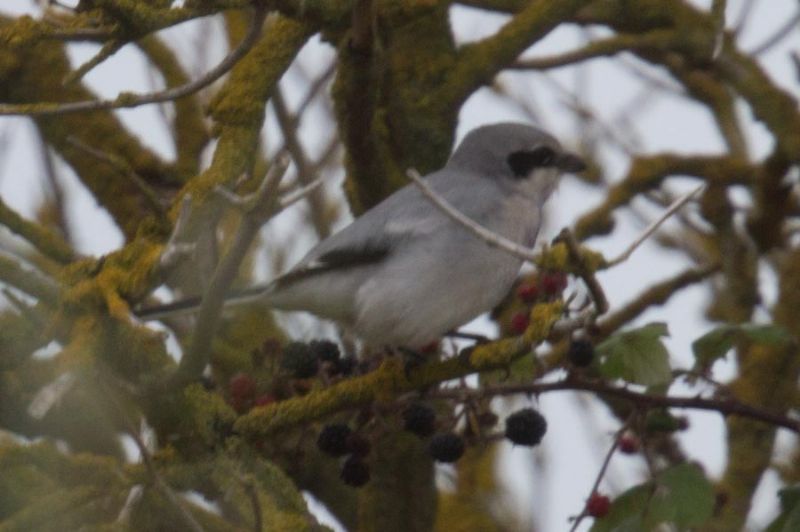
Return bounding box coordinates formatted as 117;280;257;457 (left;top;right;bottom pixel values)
134;283;272;321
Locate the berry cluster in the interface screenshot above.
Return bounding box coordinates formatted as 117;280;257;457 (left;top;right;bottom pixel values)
509;271;569;335
401;403;466;463
225;338;355;414
280;339;356;379
317;423;372;487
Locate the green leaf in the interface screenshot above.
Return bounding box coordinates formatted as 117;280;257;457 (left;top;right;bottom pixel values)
589;464;713;532
692;323;793;371
596;322;672;386
691;325;738;369
766;485;800;532
656;463;714;527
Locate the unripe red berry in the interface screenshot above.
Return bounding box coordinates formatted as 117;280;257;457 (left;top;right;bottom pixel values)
254;394;276;407
540;271;568;297
516;282;540;303
229;372;256;400
509;312;530;335
618;433;640;454
586;492;611;518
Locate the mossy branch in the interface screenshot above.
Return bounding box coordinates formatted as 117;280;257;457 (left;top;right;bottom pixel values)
573;154;753;240
0;197;75;264
234;301;564;440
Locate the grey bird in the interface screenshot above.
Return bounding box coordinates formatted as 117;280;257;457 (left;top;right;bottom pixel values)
137;122;585;347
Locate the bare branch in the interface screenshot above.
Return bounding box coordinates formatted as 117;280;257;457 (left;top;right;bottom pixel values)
0;6;266;116
406;168;537;262
168;154;290;388
605;185;705;267
435;378;800;434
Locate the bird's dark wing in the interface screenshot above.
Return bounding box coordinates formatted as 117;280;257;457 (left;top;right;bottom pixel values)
272;241;391;288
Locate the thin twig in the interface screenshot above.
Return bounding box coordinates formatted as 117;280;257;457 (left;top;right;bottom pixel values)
0;7;266;116
605;185;705;267
569;420;631;532
0;251;60;304
159;195;196;270
66;136;165;214
168;155;290;388
279;174;327;209
710;0;726;61
406;168;537;261
63;39;124;85
434;379;800;433
100;377;205;532
750;9;800;56
554;228;608;314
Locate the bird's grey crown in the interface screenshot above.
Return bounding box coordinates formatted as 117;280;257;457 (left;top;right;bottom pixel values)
446;122;561;177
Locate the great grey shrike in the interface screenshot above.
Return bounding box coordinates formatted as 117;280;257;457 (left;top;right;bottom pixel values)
137;122;586;348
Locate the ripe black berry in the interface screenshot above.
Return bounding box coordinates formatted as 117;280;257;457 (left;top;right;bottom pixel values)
317;423;352;457
334;355;357;376
346;433;371;457
428;433;465;463
310;340;341;363
402;403;436;438
568;338;595;367
505;408;547;446
280;342;319;379
340;456;370;487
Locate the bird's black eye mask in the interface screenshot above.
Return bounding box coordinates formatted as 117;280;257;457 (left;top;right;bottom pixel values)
507;146;557;178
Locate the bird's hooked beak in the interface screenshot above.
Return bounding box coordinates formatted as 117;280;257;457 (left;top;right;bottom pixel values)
555;152;587;173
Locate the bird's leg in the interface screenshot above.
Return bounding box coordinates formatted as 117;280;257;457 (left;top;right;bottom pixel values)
445;330;490;344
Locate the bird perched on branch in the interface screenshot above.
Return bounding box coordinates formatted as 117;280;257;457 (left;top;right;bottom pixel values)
137;122;585;348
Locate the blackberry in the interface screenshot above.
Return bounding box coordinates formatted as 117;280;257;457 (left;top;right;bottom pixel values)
317;423;352;457
428;433;465;463
505;408;547;446
568;338;595;367
310;340;341;363
402;403;436;438
334;355;357;376
280;342;319;379
346;432;371;457
340;456;370;487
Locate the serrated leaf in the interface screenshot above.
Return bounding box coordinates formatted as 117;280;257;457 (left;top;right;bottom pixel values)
691;325;738;369
596;322;672;386
656;463;714;526
692;323;793;371
590;464;713;532
739;324;793;345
